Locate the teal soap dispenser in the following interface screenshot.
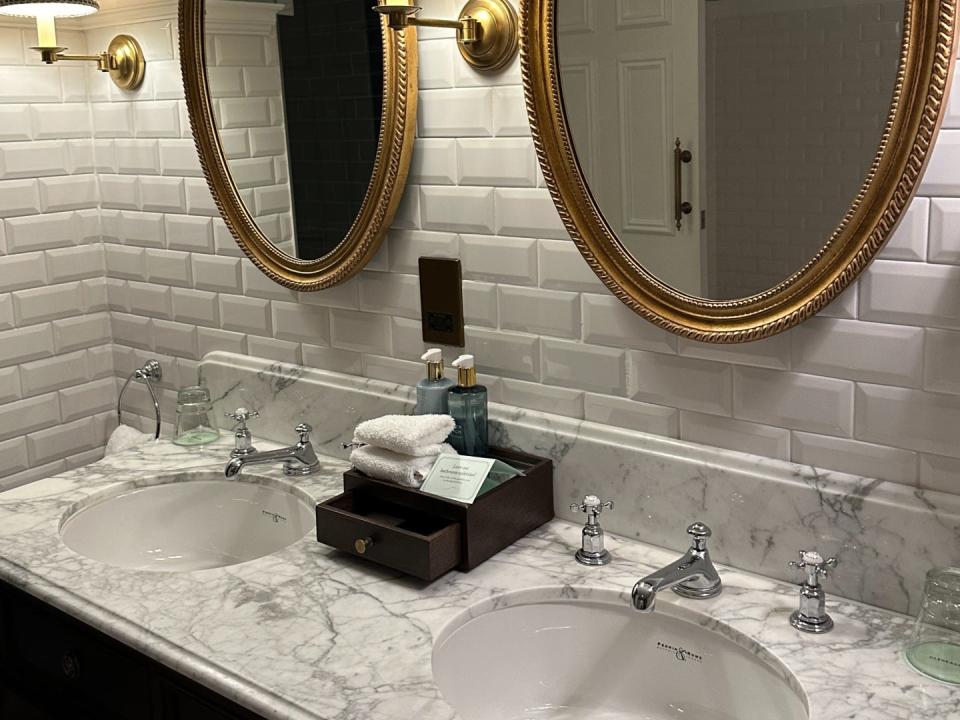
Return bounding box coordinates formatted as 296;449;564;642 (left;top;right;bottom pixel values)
448;354;488;456
416;348;456;415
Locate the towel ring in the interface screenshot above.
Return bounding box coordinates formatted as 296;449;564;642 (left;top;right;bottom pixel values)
117;359;163;440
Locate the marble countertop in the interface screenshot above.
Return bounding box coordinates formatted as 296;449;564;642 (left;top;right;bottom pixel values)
0;438;956;720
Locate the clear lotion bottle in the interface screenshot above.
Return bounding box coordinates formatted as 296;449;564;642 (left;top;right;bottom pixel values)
448;354;488;456
416;348;455;415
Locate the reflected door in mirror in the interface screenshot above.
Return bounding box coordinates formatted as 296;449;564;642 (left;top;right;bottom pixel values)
557;0;903;300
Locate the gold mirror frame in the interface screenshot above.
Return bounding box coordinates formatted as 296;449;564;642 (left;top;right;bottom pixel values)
179;0;418;291
521;0;958;342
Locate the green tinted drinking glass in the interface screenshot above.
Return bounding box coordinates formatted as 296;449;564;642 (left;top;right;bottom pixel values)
905;567;960;685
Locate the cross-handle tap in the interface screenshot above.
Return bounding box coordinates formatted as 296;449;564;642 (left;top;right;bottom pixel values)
226;407;260;458
631;522;722;612
570;495;614;566
787;550;839;633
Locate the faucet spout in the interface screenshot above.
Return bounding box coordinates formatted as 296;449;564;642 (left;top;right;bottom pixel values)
631;522;722;612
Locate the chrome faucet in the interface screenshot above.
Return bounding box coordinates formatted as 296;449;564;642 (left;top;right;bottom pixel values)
631;522;722;612
224;422;320;478
787;550;838;633
570;495;614;566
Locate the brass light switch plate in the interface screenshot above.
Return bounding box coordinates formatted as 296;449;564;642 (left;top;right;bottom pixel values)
419;257;465;347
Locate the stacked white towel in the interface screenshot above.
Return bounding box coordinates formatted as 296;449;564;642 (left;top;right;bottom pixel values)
349;414;457;488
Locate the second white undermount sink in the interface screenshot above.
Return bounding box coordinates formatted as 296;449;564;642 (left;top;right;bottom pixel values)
433;590;808;720
60;471;315;572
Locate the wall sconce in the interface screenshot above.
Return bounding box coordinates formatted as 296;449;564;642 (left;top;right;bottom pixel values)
0;0;146;90
373;0;518;73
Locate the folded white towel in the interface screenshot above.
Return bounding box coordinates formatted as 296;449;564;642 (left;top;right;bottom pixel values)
353;414;455;457
105;424;152;456
350;444;457;488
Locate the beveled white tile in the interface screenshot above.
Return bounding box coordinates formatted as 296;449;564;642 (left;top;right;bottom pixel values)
680;412;791;460
458;138;537;187
463;280;498;328
539;240;606;292
734;367;853;436
792;431;918;486
543;338;625;394
856;383;960;457
271;301;330;345
420;186;494;233
918;129;960;196
460;234;536;285
492;86;530;136
500;378;584;418
219;294;271;336
918;453;960;494
582;294;676;352
631;351;732;416
495;188;567;239
924;328;960;394
358;272;420;319
860;260;960;330
465;327;540;382
410;139;457;185
330;309;391;355
387;229;458;274
792;317;924;387
880;197;927;261
929;198;960;265
418;88;493;137
500;286;579;338
583;394;679;437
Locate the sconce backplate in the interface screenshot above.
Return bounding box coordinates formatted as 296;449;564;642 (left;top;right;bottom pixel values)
108;34;146;90
458;0;518;72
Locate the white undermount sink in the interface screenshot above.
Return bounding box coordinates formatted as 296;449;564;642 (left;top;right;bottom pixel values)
60;471;315;572
433;590;808;720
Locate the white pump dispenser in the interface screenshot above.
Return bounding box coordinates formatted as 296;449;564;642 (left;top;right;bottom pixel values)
415;348;455;415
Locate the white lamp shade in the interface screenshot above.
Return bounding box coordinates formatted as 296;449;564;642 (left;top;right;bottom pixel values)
0;1;100;17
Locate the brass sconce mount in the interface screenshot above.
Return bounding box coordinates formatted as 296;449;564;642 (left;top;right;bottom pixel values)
34;34;146;90
374;0;518;72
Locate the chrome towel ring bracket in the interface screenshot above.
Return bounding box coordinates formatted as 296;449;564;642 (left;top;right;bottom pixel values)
117;359;163;440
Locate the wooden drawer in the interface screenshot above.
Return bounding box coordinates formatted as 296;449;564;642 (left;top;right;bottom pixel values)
316;491;462;581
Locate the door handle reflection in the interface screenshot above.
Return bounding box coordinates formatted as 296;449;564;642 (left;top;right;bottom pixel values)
674;138;693;230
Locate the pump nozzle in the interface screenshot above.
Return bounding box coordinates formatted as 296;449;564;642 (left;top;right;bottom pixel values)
453;354;477;386
421;348;444;381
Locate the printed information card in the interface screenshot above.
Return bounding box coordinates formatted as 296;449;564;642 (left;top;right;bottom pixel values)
419;455;497;504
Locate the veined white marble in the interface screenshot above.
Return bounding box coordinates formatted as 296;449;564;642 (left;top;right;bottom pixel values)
199;352;960;616
0;438;956;720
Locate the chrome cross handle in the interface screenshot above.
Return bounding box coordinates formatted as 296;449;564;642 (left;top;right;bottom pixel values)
570;495;614;566
226;408;260;457
788;550;839;634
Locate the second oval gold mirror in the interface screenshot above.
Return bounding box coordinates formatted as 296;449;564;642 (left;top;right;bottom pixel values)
179;0;417;290
522;0;957;342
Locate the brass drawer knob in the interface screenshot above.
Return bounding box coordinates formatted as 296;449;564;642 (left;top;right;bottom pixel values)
354;537;374;555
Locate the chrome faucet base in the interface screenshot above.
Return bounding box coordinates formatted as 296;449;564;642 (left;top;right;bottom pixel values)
575;548;611;566
790;609;834;634
673;580;722;600
283;461;320;477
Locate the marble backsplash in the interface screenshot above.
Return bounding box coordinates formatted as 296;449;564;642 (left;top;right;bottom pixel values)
199;352;960;616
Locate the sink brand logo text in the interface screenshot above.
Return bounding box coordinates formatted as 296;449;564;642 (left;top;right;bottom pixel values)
657;641;703;663
262;510;287;523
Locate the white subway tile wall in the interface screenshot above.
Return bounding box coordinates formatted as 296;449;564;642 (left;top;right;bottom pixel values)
0;0;959;495
0;24;113;488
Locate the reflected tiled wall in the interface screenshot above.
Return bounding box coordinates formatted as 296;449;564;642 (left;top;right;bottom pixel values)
2;0;960;495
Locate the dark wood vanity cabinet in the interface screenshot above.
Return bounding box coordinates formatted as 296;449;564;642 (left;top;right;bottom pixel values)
0;582;264;720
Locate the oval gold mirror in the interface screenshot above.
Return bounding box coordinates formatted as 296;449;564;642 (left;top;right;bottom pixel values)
179;0;417;290
522;0;957;342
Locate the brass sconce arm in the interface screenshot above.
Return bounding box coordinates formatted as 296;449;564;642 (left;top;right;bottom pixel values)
31;34;145;90
373;6;478;42
373;1;517;72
